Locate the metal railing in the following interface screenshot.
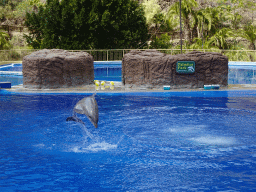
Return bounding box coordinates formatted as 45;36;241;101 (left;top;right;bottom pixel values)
1;49;256;64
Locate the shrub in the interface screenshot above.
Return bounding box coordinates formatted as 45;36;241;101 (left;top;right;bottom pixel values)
149;33;172;49
24;0;150;49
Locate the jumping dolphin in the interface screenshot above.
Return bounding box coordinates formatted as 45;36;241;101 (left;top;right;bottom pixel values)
66;94;99;128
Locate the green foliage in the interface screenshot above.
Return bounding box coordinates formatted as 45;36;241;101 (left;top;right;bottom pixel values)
208;28;235;49
0;3;16;21
142;0;161;26
0;0;22;8
168;0;198;42
0;30;12;50
239;24;256;50
164;9;179;33
14;0;45;19
195;7;222;37
163;0;254;52
149;33;172;49
169;0;198;18
8;49;21;59
189;37;219;50
9;33;28;47
24;4;45;49
0;0;7;6
24;0;149;49
222;47;256;61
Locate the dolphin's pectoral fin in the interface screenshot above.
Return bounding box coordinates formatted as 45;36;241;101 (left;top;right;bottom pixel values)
66;116;85;125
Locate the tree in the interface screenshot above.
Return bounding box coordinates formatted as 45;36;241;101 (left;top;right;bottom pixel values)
168;0;198;43
142;0;161;27
196;7;222;38
24;4;45;48
14;0;45;20
0;0;23;8
208;28;235;49
0;30;12;49
142;0;178;41
239;24;256;50
239;0;256;24
24;0;149;49
149;33;172;49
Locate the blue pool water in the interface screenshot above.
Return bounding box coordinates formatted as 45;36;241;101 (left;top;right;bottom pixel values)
0;63;23;71
1;62;256;86
1;90;256;191
94;61;121;81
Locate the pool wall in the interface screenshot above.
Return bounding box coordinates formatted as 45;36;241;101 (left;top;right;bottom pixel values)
229;61;256;84
1;61;256;86
94;61;121;81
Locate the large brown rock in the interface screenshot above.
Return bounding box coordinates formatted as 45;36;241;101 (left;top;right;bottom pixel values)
22;49;94;89
122;50;228;88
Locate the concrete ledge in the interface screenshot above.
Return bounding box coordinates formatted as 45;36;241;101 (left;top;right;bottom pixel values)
5;81;256;94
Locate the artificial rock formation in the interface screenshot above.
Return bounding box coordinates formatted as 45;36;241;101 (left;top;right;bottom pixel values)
122;50;228;88
23;49;94;89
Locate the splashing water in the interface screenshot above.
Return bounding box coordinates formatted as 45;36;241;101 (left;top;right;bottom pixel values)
70;123;124;153
71;142;118;153
191;136;236;146
79;123;96;141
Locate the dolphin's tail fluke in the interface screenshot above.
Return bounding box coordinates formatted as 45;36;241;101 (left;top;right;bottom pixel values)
66;116;85;125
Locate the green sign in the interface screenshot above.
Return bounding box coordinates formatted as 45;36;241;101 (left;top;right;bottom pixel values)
176;61;195;74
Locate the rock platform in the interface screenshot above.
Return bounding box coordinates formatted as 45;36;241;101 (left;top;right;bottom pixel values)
122;50;228;89
22;49;94;89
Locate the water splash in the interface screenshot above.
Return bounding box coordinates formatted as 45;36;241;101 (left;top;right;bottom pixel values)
71;142;117;153
86;142;118;152
191;136;236;145
70;134;124;153
79;123;95;141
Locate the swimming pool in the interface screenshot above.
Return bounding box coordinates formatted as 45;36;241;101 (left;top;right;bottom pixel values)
1;90;256;191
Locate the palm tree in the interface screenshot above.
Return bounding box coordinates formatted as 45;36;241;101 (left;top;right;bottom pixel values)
208;28;234;49
239;24;256;50
168;0;198;43
189;37;219;50
191;6;221;42
162;8;179;39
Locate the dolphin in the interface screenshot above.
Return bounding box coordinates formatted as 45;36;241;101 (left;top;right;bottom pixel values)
66;94;99;128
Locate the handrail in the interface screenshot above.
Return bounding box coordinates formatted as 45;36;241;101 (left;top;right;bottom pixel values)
0;49;255;64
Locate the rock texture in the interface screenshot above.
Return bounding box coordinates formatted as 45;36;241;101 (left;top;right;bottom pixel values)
122;50;228;88
22;49;94;89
